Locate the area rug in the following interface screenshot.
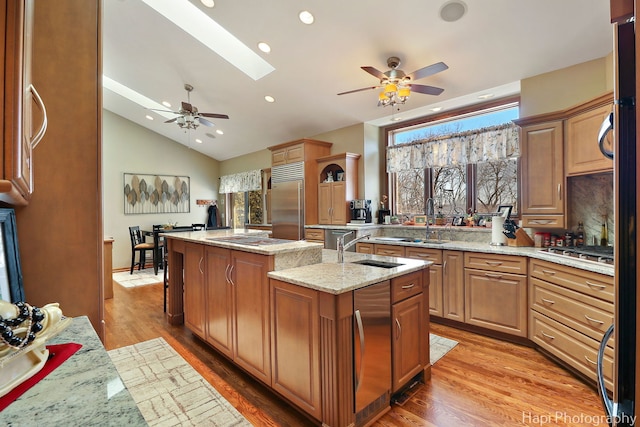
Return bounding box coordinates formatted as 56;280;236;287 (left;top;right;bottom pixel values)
430;333;458;365
113;269;163;288
108;338;251;427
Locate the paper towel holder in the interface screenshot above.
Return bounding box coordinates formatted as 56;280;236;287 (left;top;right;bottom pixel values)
496;204;513;218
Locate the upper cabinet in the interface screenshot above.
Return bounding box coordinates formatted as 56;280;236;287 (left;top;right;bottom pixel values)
269;139;331;167
316;152;360;225
564;97;614;176
1;0;47;206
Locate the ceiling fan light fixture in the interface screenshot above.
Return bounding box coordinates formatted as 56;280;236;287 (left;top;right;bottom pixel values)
384;83;397;97
398;87;411;99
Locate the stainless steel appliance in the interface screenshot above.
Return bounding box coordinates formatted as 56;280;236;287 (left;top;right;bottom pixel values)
271;162;305;240
596;4;636;425
324;229;356;250
539;245;614;265
350;199;372;223
353;281;391;425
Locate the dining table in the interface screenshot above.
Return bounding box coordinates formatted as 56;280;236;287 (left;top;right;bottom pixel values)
142;226;194;275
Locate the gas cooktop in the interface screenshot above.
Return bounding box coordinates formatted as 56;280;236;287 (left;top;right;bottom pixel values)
539;245;614;265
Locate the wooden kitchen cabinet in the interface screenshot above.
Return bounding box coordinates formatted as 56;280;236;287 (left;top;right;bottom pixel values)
464;253;528;337
517;120;565;227
392;293;425;392
270;279;321;420
204;246;234;358
565;101;614;175
405;247;443;317
183;242;206;338
270;142;305;166
442;250;464;321
375;244;405;257
355;242;374;253
305;227;324;243
317;153;360;225
1;0;47;206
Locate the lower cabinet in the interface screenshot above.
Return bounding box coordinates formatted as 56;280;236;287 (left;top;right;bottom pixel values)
270;280;321;420
405;247;443;317
392;293;425;392
184;243;205;337
442;251;465;321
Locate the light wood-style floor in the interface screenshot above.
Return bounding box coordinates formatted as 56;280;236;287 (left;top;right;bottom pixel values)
104;281;607;427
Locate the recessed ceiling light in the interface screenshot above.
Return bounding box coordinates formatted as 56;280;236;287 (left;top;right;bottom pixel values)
439;1;467;22
430;107;443;112
216;129;224;135
145;115;154;120
195;138;203;143
205;132;216;138
258;42;271;53
264;95;275;103
478;93;494;99
299;10;314;24
200;0;214;7
162;101;172;108
391;117;402;122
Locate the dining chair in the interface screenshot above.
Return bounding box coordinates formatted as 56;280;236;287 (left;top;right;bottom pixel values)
128;226;154;274
151;225;166;275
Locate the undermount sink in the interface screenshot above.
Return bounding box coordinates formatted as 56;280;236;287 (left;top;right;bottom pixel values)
422;239;448;245
375;237;414;242
351;259;404;269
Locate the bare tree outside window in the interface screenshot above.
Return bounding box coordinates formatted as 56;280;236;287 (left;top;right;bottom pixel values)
433;165;466;216
476;159;518;214
395;169;424;215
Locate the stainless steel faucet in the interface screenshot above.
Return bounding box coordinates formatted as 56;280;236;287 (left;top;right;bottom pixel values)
337;231;371;263
426;197;437;241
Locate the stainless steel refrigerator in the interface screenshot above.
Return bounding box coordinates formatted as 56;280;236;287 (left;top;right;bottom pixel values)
597;3;636;425
271;162;305;240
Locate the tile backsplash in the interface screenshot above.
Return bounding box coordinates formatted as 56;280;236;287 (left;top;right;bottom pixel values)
567;172;613;246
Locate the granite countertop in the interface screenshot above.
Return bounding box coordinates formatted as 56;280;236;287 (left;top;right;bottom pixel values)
267;249;431;294
162;228;323;255
3;316;145;426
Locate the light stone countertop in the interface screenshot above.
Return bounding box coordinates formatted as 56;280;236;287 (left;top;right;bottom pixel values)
3;316;145;426
267;249;431;294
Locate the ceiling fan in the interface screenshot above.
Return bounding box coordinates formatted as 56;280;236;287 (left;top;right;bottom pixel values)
155;83;229;130
337;56;448;107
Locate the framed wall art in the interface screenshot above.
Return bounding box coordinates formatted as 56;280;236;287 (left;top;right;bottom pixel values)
0;208;25;303
124;173;190;214
413;215;427;225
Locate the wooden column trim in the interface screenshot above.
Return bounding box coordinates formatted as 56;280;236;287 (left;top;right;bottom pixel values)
167;237;185;325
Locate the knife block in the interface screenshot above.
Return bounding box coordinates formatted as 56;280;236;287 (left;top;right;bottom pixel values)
507;228;534;247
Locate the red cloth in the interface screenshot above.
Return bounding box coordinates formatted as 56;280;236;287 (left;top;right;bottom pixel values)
0;342;82;411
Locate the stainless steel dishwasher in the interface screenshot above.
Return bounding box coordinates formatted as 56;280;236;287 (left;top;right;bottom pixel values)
324;229;356;250
354;281;391;424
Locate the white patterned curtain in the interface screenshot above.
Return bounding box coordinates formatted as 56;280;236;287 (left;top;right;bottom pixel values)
386;122;520;173
219;169;262;194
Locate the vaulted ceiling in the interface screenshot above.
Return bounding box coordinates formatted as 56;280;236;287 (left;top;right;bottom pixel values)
103;0;613;161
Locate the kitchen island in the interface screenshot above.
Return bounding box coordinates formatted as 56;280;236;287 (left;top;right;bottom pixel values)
164;231;431;427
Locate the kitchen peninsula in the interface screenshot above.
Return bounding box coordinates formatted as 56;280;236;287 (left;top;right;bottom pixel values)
164;230;431;427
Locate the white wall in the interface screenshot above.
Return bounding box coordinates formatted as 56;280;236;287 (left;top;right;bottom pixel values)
103;110;221;270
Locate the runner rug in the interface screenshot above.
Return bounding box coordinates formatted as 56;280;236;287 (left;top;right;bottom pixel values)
108;338;251;427
430;333;458;365
112;269;163;288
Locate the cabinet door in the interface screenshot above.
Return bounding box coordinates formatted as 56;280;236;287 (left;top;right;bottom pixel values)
428;264;443;317
356;242;374;253
285;144;305;163
204;246;233;357
442;250;464;321
330;181;347;224
464;268;528;337
392;294;424;392
318;183;332;224
231;251;272;384
374;244;405;257
184;243;205;338
270;279;321;419
271;148;287;166
565;104;614;175
520;121;564;216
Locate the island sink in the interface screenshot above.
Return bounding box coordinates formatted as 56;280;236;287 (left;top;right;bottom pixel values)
351;259;404;268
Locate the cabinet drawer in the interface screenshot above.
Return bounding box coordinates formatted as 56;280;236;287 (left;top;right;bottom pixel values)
375;244;405;257
530;259;613;303
356;242;374;254
405;247;442;264
530;277;614;345
530;311;613;391
464;252;527;274
305;228;324;242
521;215;566;228
392;271;423;304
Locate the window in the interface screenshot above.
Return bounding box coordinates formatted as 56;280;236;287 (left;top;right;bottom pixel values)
387;99;519;218
229;189;263;228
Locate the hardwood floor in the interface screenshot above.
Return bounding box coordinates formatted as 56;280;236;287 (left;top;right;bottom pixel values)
105;281;606;427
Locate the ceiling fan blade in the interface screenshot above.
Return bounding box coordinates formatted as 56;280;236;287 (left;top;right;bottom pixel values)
181;101;193;112
406;62;449;81
408;84;445;96
164;117;178;123
337;86;381;96
197;117;215;127
361;66;387;80
200;112;229;119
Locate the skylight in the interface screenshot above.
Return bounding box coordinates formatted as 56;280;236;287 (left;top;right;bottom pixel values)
103;76;174;120
140;0;274;81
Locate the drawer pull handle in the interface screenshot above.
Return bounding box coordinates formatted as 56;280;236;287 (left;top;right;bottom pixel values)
541;298;555;305
586;280;606;290
584;356;597;365
542;269;556;275
485;261;503;266
541;331;555;340
584;315;605;325
485;273;503;279
401;284;415;290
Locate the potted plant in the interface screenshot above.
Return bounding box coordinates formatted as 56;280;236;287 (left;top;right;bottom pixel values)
435;211;446;226
485;216;493;228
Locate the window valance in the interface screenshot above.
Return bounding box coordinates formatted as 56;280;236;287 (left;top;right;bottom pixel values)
386;122;520;173
219;169;262;194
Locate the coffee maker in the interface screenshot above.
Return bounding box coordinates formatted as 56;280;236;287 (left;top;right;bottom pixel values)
350;199;372;223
